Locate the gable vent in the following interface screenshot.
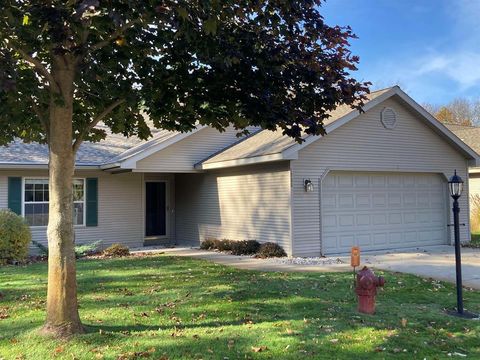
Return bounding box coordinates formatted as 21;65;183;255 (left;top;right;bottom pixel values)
381;107;397;129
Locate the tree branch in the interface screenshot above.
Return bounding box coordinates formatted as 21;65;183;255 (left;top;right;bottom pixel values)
90;19;142;52
72;98;126;152
5;40;60;93
30;96;49;139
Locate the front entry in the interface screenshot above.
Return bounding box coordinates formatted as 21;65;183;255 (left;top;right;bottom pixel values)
145;181;167;237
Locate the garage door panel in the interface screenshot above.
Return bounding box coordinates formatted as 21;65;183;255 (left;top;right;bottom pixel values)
322;172;447;253
356;194;371;207
339;194;354;208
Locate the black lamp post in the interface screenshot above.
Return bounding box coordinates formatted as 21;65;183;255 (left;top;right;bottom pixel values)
447;170;478;319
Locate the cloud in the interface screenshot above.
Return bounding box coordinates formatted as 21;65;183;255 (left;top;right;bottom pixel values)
414;52;480;90
366;1;480;102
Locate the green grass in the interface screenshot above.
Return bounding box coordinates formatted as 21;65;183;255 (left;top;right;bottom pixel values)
469;232;480;248
0;255;479;360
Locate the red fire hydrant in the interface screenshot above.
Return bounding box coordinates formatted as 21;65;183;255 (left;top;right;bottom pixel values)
355;266;385;314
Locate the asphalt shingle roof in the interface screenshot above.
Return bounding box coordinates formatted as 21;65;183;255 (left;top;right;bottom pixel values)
445;124;480;155
201;88;392;166
0;88;393;168
0;123;177;166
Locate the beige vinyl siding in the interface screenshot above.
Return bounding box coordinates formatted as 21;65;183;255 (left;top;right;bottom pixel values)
175;162;292;254
136;126;256;172
469;173;480;198
0;170;175;252
291;96;471;256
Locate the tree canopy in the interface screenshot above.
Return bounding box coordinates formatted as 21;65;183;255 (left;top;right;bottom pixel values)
1;0;370;148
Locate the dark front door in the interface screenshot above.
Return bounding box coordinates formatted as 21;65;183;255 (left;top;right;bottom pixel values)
145;182;167;237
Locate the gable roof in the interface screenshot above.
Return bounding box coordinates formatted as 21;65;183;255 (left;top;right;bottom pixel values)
196;86;479;170
1;86;478;171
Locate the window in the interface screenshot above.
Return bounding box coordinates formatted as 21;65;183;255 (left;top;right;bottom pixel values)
72;179;85;226
23;178;85;226
24;179;49;226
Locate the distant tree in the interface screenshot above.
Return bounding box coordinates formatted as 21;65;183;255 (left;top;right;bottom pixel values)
0;1;369;337
436;106;461;124
423;98;480;126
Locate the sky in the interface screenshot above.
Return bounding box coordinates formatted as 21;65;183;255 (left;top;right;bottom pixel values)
320;0;480;105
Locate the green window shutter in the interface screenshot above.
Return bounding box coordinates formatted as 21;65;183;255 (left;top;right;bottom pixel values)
8;177;22;215
86;178;98;227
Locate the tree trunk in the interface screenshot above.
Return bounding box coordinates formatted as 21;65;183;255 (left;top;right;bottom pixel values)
40;63;84;337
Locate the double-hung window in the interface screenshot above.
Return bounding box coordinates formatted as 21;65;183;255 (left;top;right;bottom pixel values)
23;178;85;226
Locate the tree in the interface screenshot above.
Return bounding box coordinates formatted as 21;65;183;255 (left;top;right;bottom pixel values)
423;98;480;126
436;106;458;124
0;1;369;337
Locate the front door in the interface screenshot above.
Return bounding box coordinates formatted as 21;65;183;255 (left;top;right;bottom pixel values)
145;181;167;237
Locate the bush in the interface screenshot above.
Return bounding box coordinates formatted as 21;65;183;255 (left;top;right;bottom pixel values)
0;210;32;264
214;239;234;252
103;244;130;257
255;242;287;258
32;239;102;258
231;240;260;255
200;238;216;250
32;240;49;257
75;240;102;258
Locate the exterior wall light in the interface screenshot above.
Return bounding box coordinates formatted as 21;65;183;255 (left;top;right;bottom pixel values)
304;179;314;192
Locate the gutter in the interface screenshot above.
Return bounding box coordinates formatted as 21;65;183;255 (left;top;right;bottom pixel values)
0;162;99;170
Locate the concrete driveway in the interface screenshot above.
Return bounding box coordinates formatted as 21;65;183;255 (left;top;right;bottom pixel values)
138;245;480;290
355;245;480;290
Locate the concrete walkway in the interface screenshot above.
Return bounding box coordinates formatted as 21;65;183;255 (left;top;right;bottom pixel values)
134;245;480;290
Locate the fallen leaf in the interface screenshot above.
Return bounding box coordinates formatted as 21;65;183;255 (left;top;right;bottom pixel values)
252;346;268;353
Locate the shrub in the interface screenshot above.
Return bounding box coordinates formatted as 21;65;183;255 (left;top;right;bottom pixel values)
75;240;102;258
231;240;260;255
255;242;287;258
103;244;130;257
32;240;49;257
0;210;32;264
200;238;216;250
32;239;102;258
214;239;234;252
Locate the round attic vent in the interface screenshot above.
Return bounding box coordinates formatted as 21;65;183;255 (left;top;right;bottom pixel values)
381;107;397;129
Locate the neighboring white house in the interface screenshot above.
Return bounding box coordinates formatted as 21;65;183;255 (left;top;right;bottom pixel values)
0;86;478;256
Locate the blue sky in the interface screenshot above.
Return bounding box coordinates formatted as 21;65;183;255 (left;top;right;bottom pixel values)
320;0;480;104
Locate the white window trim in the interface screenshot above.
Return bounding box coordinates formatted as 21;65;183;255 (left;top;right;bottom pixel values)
21;177;86;228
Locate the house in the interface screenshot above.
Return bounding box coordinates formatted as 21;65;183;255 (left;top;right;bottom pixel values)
0;86;478;256
445;124;480;200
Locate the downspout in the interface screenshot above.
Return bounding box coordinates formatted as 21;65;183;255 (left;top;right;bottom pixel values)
318;169;330;257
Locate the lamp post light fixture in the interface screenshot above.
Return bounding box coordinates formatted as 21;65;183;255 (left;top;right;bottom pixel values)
447;170;478;319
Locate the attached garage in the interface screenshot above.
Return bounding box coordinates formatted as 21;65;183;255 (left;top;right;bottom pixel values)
321;171;448;254
195;86;479;256
288;87;479;256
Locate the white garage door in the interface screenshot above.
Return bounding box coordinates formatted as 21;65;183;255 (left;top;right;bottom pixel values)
322;171;448;254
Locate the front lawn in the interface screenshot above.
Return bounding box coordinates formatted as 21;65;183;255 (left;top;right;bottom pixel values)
0;255;479;359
